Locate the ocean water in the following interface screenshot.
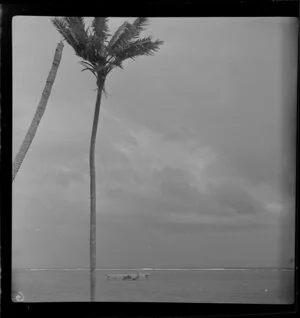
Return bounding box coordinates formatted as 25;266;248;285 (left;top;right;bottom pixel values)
12;268;294;303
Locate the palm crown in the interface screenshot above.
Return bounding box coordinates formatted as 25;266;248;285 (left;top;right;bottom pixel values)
52;17;163;88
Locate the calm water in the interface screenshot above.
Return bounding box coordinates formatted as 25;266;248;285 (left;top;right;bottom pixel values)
12;269;294;303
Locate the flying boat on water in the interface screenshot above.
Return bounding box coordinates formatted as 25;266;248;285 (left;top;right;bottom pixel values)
105;272;150;281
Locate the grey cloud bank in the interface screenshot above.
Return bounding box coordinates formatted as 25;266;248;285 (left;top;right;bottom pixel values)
12;17;297;269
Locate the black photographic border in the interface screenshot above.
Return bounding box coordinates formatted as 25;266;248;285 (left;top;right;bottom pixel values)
1;1;299;317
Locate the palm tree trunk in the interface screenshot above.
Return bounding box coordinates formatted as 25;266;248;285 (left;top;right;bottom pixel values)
89;82;104;302
12;41;64;181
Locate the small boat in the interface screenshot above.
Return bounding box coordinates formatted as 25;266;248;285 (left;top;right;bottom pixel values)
105;272;150;281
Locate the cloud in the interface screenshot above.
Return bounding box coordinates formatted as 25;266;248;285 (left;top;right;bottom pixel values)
102;163;209;216
265;202;283;215
112;127;217;193
53;166;84;188
153;166;199;201
102;162;269;232
106;18;297;197
209;181;265;215
155;216;274;234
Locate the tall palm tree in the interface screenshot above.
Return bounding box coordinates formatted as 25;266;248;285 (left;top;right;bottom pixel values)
13;41;64;181
51;17;163;301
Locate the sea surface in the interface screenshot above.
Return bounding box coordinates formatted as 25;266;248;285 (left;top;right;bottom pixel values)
12;268;295;303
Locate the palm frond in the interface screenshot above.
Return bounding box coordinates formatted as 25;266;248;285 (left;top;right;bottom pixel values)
107;21;140;53
79;60;96;72
108;60;124;71
92;17;110;43
65;17;89;48
109;37;163;68
52;18;81;52
89;33;106;63
80;60;96;68
83;34;108;62
132;17;149;37
107;22;128;49
80;60;93;67
81;66;98;77
107;18;152;58
91;18;110;57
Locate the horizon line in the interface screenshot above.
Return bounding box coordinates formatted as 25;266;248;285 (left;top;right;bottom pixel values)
12;266;294;271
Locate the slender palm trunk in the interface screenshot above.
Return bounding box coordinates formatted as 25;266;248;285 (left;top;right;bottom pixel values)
12;41;64;181
89;82;103;302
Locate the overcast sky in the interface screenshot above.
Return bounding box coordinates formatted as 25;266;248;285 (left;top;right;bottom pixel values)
12;17;298;269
